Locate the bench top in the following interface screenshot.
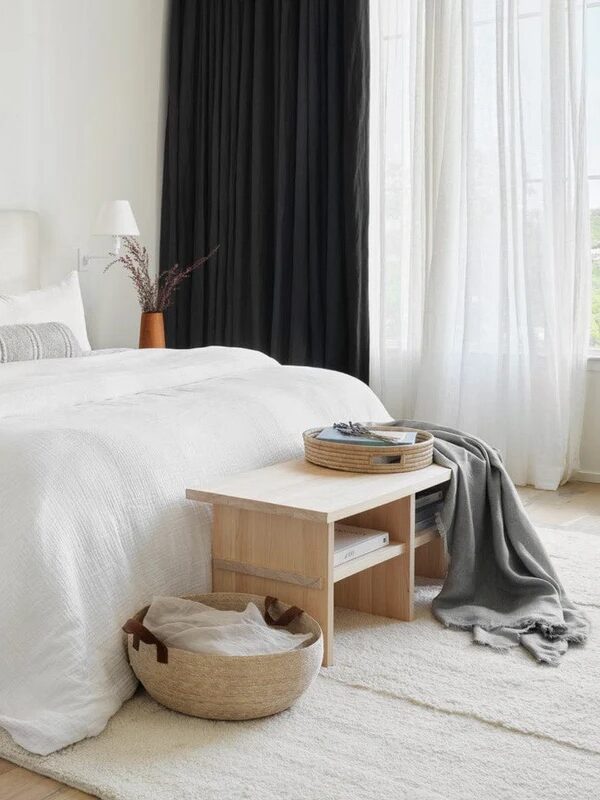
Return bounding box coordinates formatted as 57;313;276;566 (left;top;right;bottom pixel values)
186;459;451;523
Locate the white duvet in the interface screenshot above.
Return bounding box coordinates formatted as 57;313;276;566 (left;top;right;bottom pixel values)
0;346;387;754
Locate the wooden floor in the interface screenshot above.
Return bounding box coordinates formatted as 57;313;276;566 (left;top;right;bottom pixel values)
0;759;91;799
518;480;600;533
2;480;599;800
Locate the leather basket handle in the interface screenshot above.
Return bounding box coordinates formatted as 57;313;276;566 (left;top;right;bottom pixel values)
264;596;304;627
123;618;169;664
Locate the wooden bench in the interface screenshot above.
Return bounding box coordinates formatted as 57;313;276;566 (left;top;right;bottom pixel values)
187;459;451;666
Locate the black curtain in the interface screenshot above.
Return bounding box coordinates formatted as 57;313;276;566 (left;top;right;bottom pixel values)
160;0;369;381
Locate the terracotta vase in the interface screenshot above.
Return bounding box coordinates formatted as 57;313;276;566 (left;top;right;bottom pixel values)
139;312;166;349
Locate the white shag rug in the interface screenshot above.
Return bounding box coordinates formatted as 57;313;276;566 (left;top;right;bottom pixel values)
1;527;599;800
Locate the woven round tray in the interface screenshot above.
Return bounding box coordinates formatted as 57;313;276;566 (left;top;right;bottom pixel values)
123;593;323;721
303;425;434;474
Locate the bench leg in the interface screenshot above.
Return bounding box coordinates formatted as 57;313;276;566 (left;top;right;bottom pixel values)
415;535;448;579
334;496;415;621
212;506;335;666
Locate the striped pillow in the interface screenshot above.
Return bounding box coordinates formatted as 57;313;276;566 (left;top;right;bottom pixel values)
0;322;83;363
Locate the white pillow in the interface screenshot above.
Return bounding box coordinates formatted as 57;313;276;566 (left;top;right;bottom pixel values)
0;271;90;352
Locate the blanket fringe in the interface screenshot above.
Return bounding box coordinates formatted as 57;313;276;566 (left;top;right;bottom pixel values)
432;609;588;645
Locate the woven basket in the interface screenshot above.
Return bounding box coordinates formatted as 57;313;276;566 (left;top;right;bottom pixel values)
303;425;434;474
123;593;323;720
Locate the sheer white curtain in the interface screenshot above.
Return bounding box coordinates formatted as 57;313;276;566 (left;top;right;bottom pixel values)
369;0;591;489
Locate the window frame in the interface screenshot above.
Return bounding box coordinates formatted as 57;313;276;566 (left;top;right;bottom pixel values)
587;2;600;359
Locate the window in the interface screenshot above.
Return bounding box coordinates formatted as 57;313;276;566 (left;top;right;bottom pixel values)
587;1;600;350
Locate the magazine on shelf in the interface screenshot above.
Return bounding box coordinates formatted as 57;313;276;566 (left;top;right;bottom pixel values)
415;489;444;509
415;502;443;524
415;516;439;533
334;524;390;566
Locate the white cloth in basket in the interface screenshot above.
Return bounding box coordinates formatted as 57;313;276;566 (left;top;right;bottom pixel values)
143;597;313;656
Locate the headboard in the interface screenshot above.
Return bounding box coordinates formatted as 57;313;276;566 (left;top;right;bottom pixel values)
0;210;40;294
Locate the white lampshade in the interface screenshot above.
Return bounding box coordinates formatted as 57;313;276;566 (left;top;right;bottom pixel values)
93;200;139;237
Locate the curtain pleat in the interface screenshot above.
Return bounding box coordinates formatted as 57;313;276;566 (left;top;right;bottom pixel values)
160;0;370;381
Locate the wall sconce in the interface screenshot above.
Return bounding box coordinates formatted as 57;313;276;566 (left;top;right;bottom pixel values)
78;200;139;270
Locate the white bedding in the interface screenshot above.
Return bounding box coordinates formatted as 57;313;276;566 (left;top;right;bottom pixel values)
0;346;388;754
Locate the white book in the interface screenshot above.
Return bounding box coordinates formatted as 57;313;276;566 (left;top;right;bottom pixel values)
333;524;390;566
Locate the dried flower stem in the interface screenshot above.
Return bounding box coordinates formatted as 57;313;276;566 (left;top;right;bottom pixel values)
105;238;218;312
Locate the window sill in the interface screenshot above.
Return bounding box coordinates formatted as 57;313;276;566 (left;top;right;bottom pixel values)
587;354;600;372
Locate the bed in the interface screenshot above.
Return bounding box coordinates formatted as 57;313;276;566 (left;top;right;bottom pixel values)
0;212;388;754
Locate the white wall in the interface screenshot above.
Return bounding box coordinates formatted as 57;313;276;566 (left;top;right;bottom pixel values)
0;2;40;211
0;0;169;348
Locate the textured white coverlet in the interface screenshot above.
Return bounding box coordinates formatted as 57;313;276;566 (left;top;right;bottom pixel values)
0;346;388;754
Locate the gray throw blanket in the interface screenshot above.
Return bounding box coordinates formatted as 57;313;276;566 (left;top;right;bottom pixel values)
393;420;590;665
